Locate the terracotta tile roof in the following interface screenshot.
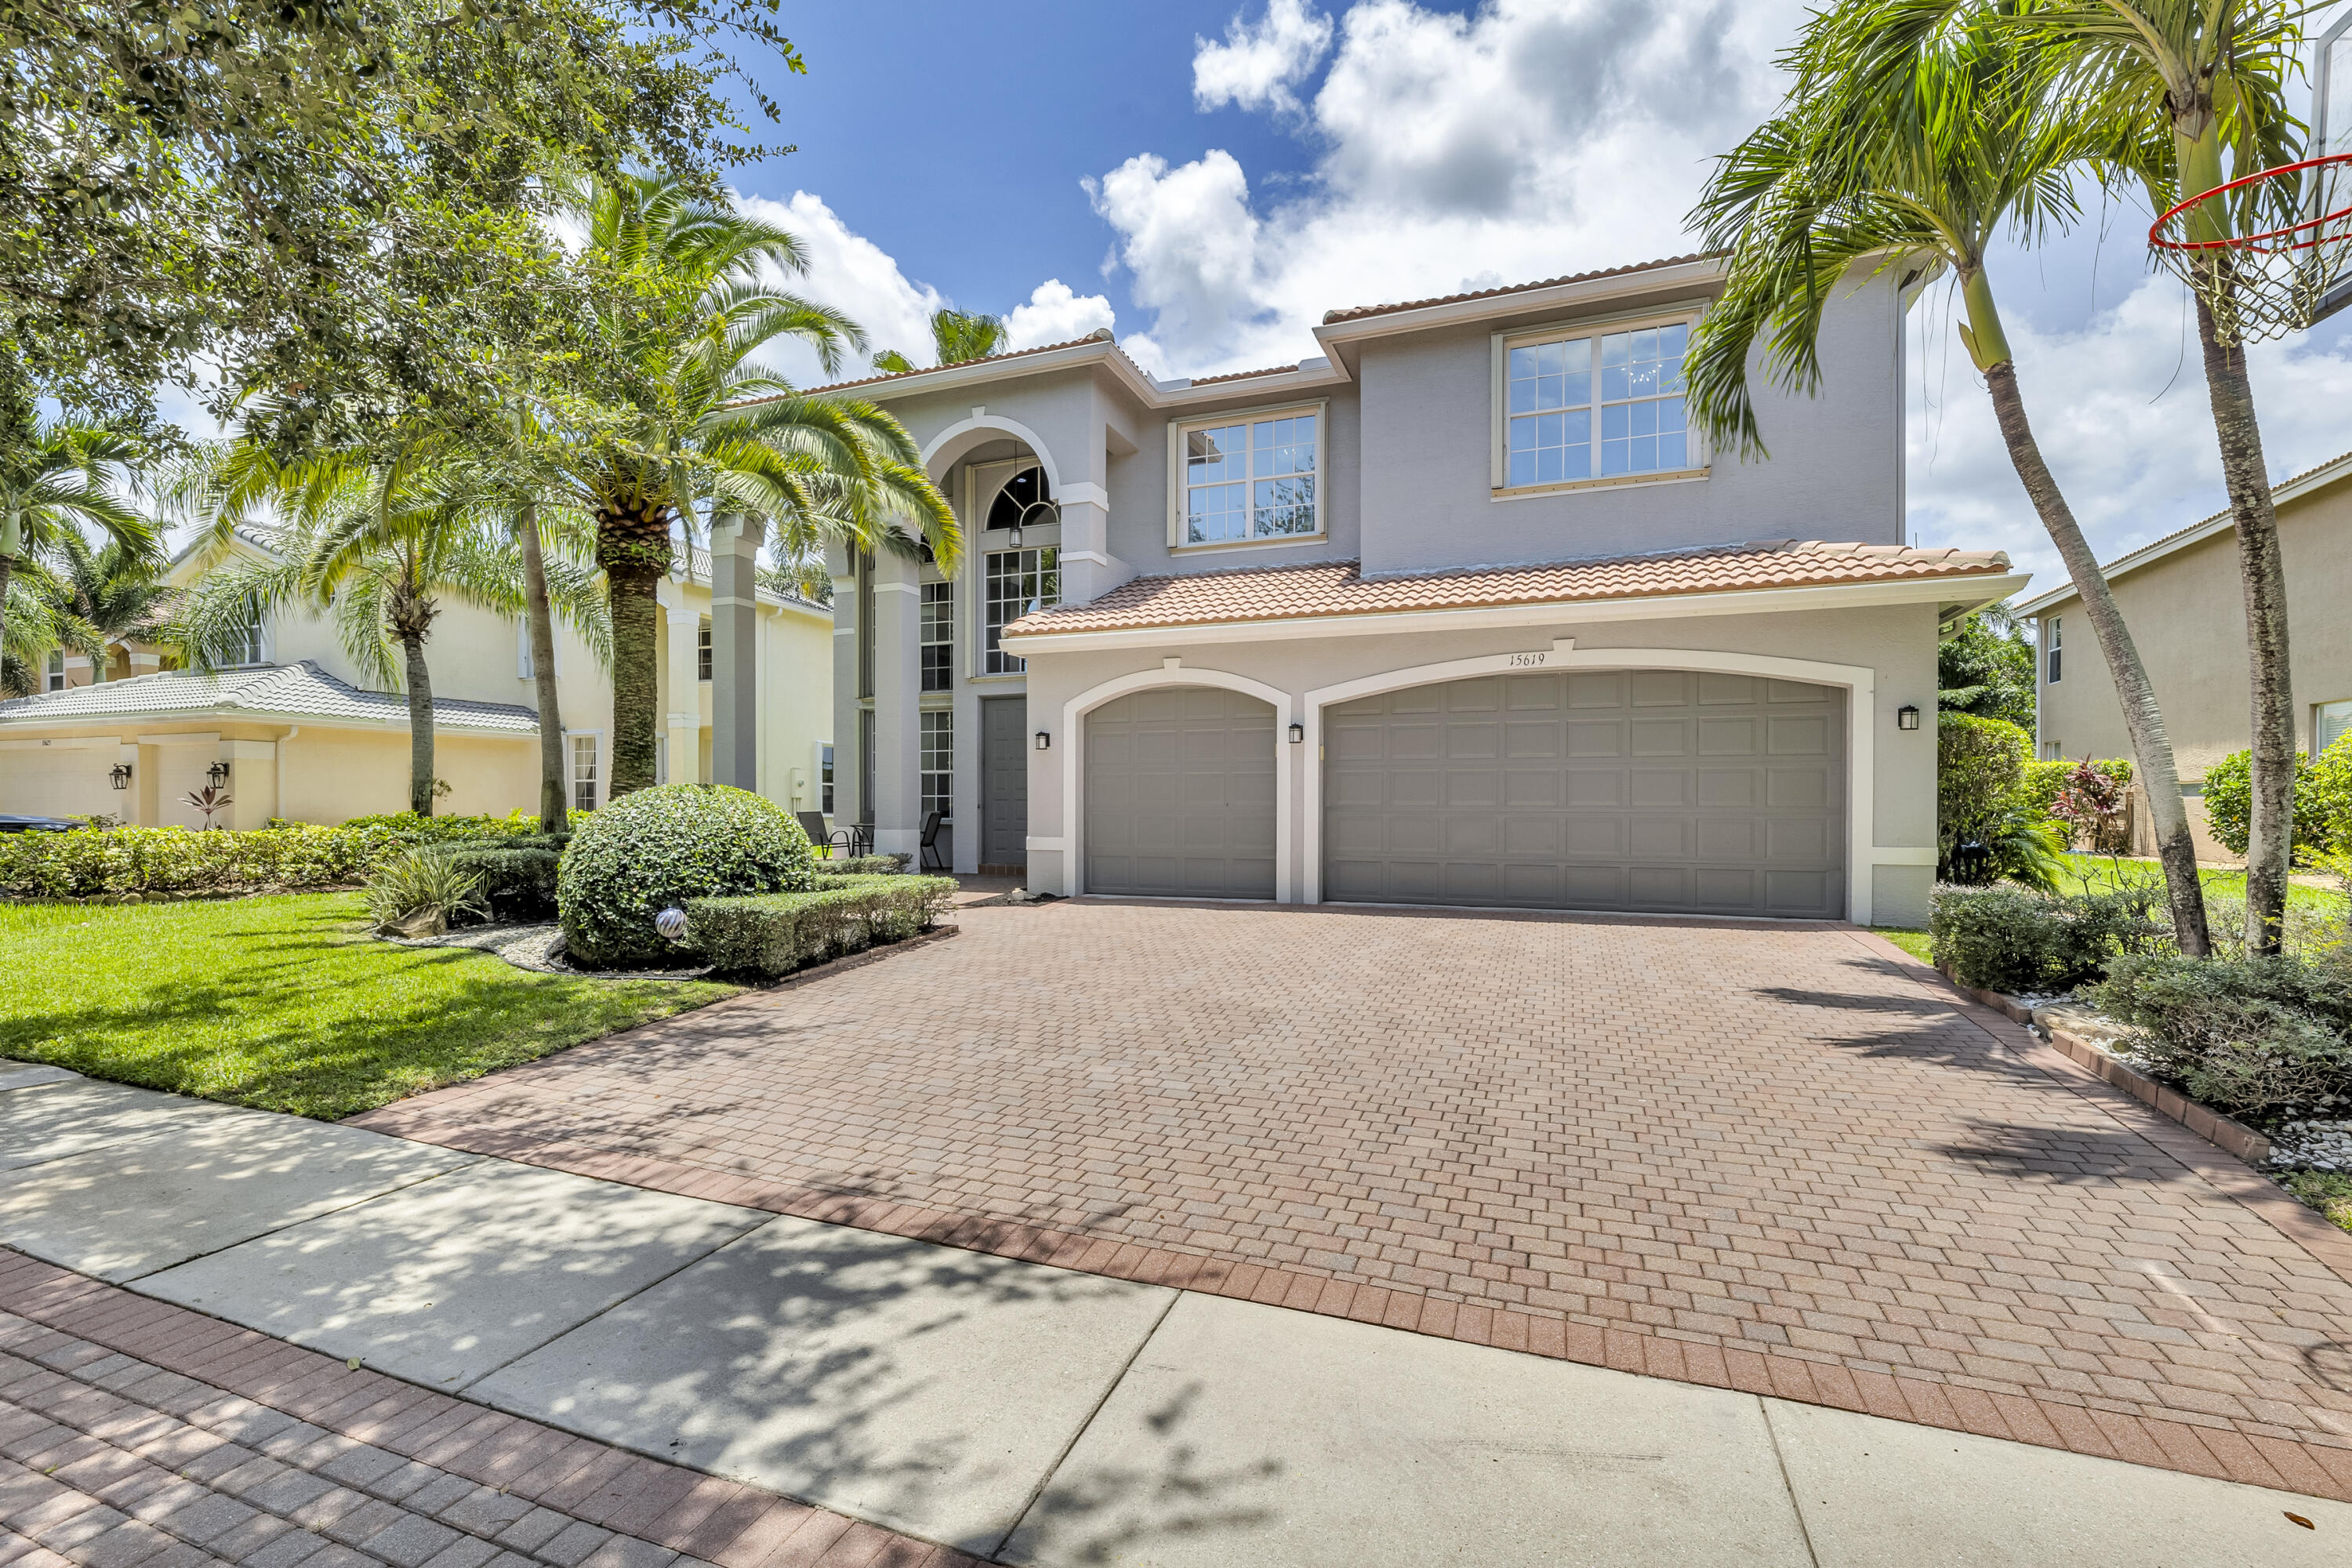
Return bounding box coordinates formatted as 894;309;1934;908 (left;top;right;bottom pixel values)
1320;252;1724;325
1004;540;2014;637
788;330;1120;397
1186;364;1305;387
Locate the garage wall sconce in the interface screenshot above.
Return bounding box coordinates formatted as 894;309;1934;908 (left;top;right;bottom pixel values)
1287;723;1305;744
109;763;132;790
207;760;232;785
1034;729;1051;751
1896;704;1922;731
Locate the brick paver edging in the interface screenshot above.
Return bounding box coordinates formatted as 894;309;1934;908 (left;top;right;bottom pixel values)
0;1248;989;1568
354;929;2352;1508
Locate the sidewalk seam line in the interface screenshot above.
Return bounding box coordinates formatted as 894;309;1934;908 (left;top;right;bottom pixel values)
114;1152;492;1283
987;1283;1183;1562
1758;1397;1824;1568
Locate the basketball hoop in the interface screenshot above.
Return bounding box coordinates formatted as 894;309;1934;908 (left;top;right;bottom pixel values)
2147;152;2352;346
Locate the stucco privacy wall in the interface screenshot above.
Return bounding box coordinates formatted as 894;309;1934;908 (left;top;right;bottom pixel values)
1353;270;1909;576
1016;600;1943;927
2031;472;2352;844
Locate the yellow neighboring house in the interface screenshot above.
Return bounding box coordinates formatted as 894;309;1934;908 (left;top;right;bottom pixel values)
0;534;837;829
2017;447;2352;860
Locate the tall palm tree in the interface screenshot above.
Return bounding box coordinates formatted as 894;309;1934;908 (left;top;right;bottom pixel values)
872;308;1009;375
559;173;959;796
176;448;608;815
0;416;157;657
34;528;172;685
1687;3;2215;953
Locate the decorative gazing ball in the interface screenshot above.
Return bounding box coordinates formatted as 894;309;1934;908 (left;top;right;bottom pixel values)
655;906;689;941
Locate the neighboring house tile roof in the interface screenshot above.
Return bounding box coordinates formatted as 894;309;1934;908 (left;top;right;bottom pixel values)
788;330;1123;398
0;662;541;732
1319;252;1723;325
1004;540;2014;637
2013;445;2352;615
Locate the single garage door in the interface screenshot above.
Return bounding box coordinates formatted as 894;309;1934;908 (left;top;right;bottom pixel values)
0;746;110;819
1324;670;1846;918
1086;686;1276;898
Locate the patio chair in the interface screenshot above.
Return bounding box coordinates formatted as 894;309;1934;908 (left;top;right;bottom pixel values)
797;811;851;859
919;811;947;873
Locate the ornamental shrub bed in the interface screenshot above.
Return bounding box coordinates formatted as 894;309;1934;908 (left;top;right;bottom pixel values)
426;839;565;922
2093;952;2352;1117
0;816;539;901
684;874;957;978
1928;882;2169;995
557;784;815;970
2201;735;2352;862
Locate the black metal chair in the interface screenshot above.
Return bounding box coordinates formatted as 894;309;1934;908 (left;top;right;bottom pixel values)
797;811;851;859
919;811;947;873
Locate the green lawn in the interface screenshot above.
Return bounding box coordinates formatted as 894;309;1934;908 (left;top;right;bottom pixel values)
1868;927;1934;964
0;893;736;1120
2052;853;2340;912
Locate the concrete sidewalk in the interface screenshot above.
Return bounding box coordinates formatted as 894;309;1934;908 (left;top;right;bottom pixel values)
2;1067;2346;1566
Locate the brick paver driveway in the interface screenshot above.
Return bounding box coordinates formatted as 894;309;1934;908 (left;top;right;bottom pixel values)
355;902;2352;1498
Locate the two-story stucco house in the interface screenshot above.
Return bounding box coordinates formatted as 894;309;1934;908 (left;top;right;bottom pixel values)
2017;447;2352;860
832;254;2024;927
0;533;836;829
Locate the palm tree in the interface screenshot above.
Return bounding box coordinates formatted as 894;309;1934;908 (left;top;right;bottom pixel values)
0;416;158;659
558;173;960;796
35;528;172;685
1687;3;2216;954
176;448;608;815
872;308;1009;375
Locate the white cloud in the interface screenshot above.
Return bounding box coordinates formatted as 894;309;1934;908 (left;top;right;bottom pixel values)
1904;274;2352;585
1003;279;1118;350
1195;0;1335;116
1094;0;1793;374
737;191;945;383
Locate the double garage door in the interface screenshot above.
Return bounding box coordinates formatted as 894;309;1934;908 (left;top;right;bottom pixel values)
1083;671;1847;919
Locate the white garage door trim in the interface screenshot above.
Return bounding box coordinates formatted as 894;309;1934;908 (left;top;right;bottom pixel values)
1303;646;1881;924
1057;666;1295;901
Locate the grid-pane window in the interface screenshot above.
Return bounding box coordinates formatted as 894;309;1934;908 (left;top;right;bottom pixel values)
920;710;953;822
696;622;712;681
1505;321;1689;487
2046;617;2063;684
819;743;835;815
569;735;599;812
983;547;1058;675
1183;412;1318;544
2318;699;2350;753
223;625;267;668
45;651;64;691
920;581;953;691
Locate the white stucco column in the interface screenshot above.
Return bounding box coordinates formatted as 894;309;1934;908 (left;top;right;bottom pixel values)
656;578;700;786
828;542;859;830
710;513;764;791
1054;485;1123;606
869;546;924;856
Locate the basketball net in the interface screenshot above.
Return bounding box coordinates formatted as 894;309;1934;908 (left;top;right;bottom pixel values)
2147;153;2352;346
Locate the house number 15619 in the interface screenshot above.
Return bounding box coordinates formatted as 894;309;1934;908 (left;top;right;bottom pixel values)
1506;651;1548;668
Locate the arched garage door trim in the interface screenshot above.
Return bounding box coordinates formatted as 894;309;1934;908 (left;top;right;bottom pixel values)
1301;648;1878;922
1056;667;1295;901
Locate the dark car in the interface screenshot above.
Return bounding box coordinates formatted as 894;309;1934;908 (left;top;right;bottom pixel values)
0;814;80;833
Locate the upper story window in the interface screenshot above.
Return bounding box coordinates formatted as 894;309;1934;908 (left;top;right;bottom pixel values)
920;581;953;691
2045;617;2062;684
45;651;64;691
1495;318;1694;492
986;466;1052;533
223;625;268;669
697;621;712;681
983;547;1058;676
1171;405;1323;547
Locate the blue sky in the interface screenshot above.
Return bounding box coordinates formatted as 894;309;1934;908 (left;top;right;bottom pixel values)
725;1;2352;589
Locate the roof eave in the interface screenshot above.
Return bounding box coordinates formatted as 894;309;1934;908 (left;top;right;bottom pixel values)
1001;570;2030;653
1312;258;1727;352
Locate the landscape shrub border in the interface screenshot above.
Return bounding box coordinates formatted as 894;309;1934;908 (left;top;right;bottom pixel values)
684;874;958;978
0;815;543;901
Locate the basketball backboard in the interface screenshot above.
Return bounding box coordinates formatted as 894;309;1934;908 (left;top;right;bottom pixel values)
2315;9;2352;322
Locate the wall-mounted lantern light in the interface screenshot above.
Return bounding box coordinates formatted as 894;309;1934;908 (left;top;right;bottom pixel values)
207;760;232;785
1034;729;1051;751
1287;723;1305;744
110;763;133;790
1896;704;1922;731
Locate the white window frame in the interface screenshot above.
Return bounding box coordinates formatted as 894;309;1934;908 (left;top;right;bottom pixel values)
2318;698;2351;753
696;619;713;682
516;619;562;680
2045;617;2062;684
818;742;835;815
920;707;953;822
568;731;602;812
223;622;270;670
1165;399;1329;551
920;579;953;691
982;546;1059;677
1488;307;1705;499
45;650;65;691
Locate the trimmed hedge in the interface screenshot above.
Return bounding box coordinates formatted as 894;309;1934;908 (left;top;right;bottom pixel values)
2095;952;2352;1116
1929;883;2170;995
430;839;564;922
557;784;815;970
338;811;546;840
685;874;956;978
818;853;912;875
2201;735;2352;862
0;819;529;901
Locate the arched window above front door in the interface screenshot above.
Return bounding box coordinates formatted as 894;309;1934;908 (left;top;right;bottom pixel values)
985;466;1051;533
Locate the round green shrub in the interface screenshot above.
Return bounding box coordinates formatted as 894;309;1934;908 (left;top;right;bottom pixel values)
557;785;814;969
2200;741;2343;862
